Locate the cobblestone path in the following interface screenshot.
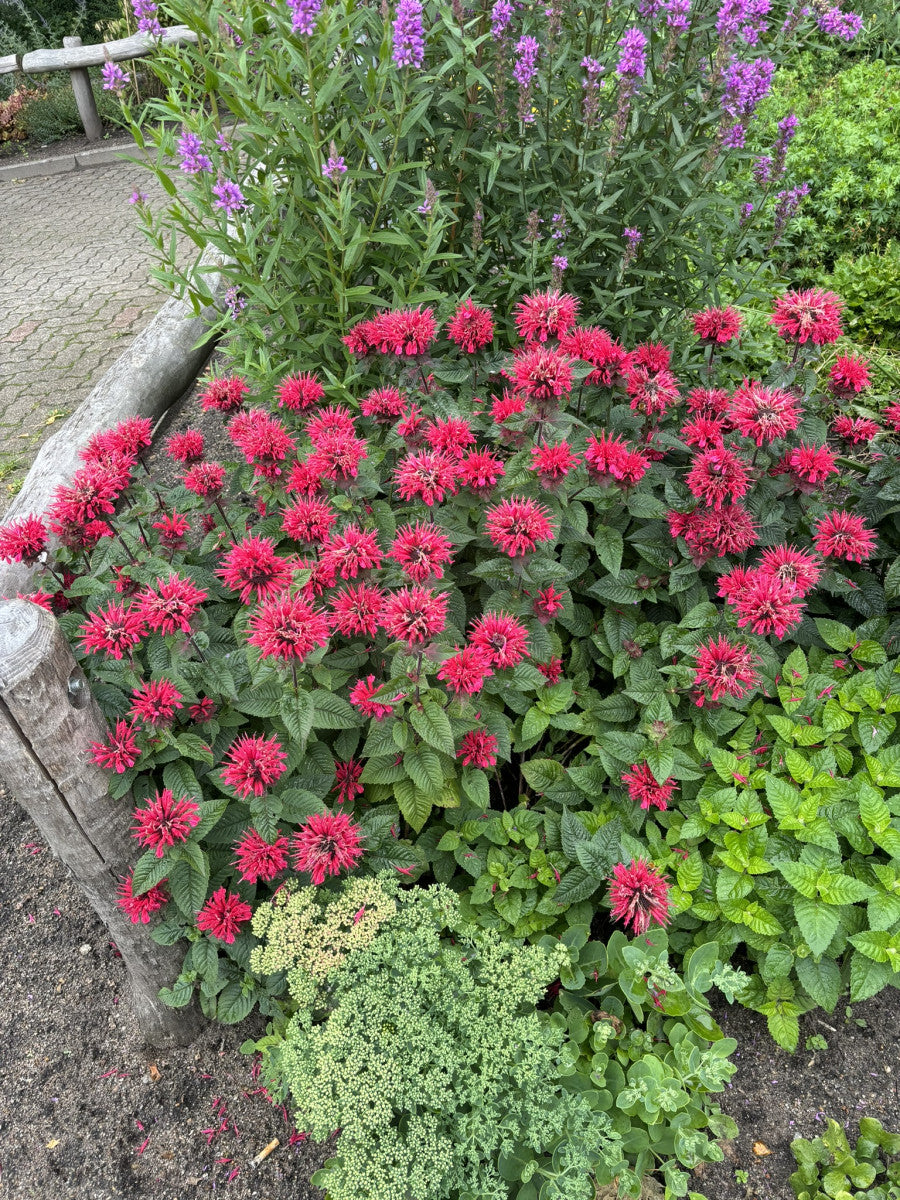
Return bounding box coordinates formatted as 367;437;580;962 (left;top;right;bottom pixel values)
0;160;183;515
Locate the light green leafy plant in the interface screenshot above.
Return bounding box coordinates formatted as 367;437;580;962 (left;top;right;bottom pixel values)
790;1118;900;1200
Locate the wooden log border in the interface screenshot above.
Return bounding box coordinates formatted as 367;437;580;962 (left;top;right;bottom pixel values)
0;26;198;76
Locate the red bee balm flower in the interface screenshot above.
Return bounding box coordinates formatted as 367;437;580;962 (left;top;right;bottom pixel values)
79;601;146;659
277;371;325;411
770;288;843;345
621;762;678;812
291;811;364;885
394;450;460;506
329;582;387;638
196;888;253;943
757;544;822;597
183;461;226;499
729;571;805;639
137;574;207;635
424;416;476;458
829;354;871;396
484;496;554;558
884;400;900;433
609;859;672;936
305;404;356;445
320;524;383;580
247;593;330;662
117;874;168;924
447;299;495;352
685;446;751;510
0;515;47;564
332;759;364;805
691;305;742;343
625;365;680;418
533;585;565;623
89;719;141;773
221;734;288;798
537;656;564;683
281;497;337;544
457;729;499;768
458;448;506;491
692;637;759;705
217;535;294;604
381;586;449;645
199;375;249;412
468;612;530;669
152;511;191;551
388;522;454;582
779;442;838;488
529;441;581;483
584;431;650;487
129;679;184;727
832;416;881;445
132;790;200;858
813;510;877;563
232;829;290;884
437;645;494;695
512;347;573;401
514;290;580;343
166;429;205;464
681;415;725;449
729;380;801;445
361;386;406;420
349;676;403;720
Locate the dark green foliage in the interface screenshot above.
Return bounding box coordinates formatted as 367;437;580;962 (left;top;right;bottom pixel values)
790;1119;900;1200
0;0;121;52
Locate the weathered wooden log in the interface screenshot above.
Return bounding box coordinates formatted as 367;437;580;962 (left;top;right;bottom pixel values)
20;26;197;74
62;37;103;141
0;599;203;1048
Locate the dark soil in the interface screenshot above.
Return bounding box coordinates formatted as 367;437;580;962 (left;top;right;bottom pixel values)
3;355;899;1200
0;128;135;162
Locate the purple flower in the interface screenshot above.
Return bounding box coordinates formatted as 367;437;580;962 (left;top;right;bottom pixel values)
101;61;128;92
665;0;692;30
392;0;426;70
225;286;246;318
740;201;754;223
417;178;438;214
552;255;567;271
722;56;775;120
753;154;773;184
287;0;322;36
817;6;862;40
772;111;797;175
637;0;665;16
513;36;540;88
716;0;771;45
772;181;809;243
490;0;514;38
623;227;643;245
551;212;568;243
616;28;647;81
322;154;347;180
723;122;746;149
216;131;232;152
132;0;162;36
581;56;604;126
212;179;246;215
129;189;149;205
177;131;213;175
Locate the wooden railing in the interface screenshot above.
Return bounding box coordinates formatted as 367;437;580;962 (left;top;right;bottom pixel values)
0;26;197;141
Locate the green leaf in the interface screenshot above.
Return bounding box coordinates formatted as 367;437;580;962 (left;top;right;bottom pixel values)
849;952;894;1002
461;768;491;808
175;732;214;765
594;526;624;576
216;980;255;1024
521;705;551;743
495;889;522;927
561;808;589;860
168;852;209;917
280;692;314;745
814;619;856;652
552;867;599;906
818;874;872;905
795;956;841;1012
394;778;432;833
521;758;565;794
409;700;455;755
767;1007;799;1052
794;898;840;956
777;860;820;900
645;744;675;786
130;849;169;896
311;690;363;729
163;760;203;802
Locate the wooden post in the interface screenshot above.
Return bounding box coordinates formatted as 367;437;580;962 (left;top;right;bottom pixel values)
62;36;103;141
0;599;203;1048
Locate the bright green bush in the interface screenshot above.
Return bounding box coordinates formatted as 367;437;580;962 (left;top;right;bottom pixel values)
825;242;900;351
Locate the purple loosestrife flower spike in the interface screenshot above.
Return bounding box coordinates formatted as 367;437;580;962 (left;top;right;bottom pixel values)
132;0;162;36
771;182;809;244
722;56;775;120
216;131;232;152
101;61;128;92
225;286;246;318
637;0;665;16
716;0;771;46
177;131;213;175
392;0;426;69
552;254;567;271
616;28;647;81
417;178;438;214
129;189;149;205
753;155;773;184
490;0;514;38
287;0;322;36
666;0;692;30
322;154;347;180
772;111;797;176
212;180;246;215
817;6;863;39
514;35;540;124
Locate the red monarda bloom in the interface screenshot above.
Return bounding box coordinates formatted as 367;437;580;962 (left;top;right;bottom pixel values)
247;592;330;662
457;729;499;768
437;645;494;695
584;431;650;487
18;590;55;612
484;496;554;557
329;582;386;638
0;515;47;564
537;656;564;684
351;306;437;355
559;325;629;387
277;371;325;411
217;535;294;604
310;430;369;483
512;347;573;401
686;386;731;416
229;409;297;480
349;675;403;720
132;789;200;858
389;522;454;582
514;290;580;343
333;758;364;805
397;402;426;442
129;678;184;727
294;556;337;599
529;440;581;483
685;446;751;510
221;733;288;798
189;697;216;723
779;442;838;488
533;585;565;623
285;456;325;496
199;374;249;412
729;571;804;639
320;524;383;580
281;496;337;545
680;415;726;449
812;510;877;563
196;888;253;944
469;611;530;669
770;288;843;345
729;380;801;446
757;544;823;597
291;811;364;884
50;464;123;525
305;404;356;445
621;762;678;812
609;858;671;936
626;364;680;418
491;391;528;424
80;601;146;659
137;573;208;635
394;449;460;506
458;448;506;491
424;416;476;458
89;719;141;773
447;299;495;352
166;429;205;464
183;461;227;499
829;354;871;396
117;873;168;924
678;502;758;562
884;400;900;433
716;565;754;602
832;415;881;445
692;636;759;705
232;828;290;884
361;386;407;420
382;586;449;645
691;305;742;344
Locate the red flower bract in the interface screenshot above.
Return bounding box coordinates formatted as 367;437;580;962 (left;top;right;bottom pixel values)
770;288;843;345
458;448;506;491
196;888;253;943
780;442;838;488
247;592;330;662
832;415;881;445
132;789;200;858
217;535;294;604
137;573;208;635
485;496;554;557
129;678;183;727
281;496;337;545
729;571;805;639
0;515;47;564
329;582;386;637
685;445;751;510
183;461;226;498
394;449;460;506
514;290;580;343
232;829;290;884
729;380;801;446
361;386;406;420
277;371;325;411
829;354;871;396
199;375;249;412
89;719;141;773
221;733;288;798
389;522;454;582
166;429;205;464
424;416;475;458
529;440;581;483
291;811;364;885
447;299;495;352
437;645;493;695
456;729;499;768
468;611;530;669
584;431;650;487
609;858;671;936
333;758;364;805
533;585;565;623
692;636;759;705
320;524;383;580
117;874;168;924
691;305;742;343
757;544;822;597
621;762;678;812
813;510;877;563
79;601;146;659
381;586;449;645
512;346;573;401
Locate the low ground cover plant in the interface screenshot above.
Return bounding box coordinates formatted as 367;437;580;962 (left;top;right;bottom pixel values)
790;1118;900;1200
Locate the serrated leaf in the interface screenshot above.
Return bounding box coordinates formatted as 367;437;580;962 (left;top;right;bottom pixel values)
168;854;209;917
216;979;255;1024
280;692;314;745
552;866;599;906
818;874;872;905
163;760;203;802
777;860;820;900
409;700;455;755
767;1007;799;1052
594;526;624;575
521;758;565;793
311;690;363;729
794;897;840;956
394;778;432;833
461;768;491;807
495;889;522;927
849;951;894;1002
130;849;169;896
561;807;590;860
521;705;551;742
676;853;703;892
795;956;840;1012
404;745;444;796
